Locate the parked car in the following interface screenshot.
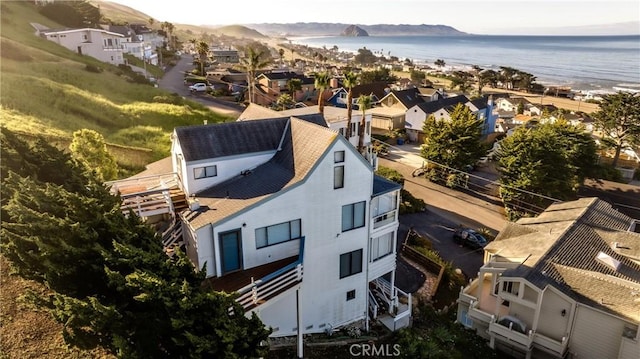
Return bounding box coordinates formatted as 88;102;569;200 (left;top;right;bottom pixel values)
497;315;527;334
189;82;211;93
453;228;488;249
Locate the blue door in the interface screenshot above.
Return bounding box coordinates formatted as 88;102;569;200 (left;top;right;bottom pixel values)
220;230;242;274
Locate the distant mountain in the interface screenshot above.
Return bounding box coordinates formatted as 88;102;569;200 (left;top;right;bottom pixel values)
245;22;466;37
205;25;267;39
341;25;368;37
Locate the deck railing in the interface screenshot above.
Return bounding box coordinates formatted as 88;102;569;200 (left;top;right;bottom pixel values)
235;237;305;312
372;277;412;330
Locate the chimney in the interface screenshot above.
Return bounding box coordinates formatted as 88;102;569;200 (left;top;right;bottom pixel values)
330;78;338;88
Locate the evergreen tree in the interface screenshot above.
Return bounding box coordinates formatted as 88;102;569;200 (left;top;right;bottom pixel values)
69;129;119;181
496;121;598;219
592;91;640;167
420;103;486;178
1;129;271;358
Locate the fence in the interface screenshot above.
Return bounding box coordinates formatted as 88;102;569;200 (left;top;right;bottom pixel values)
401;231;445;300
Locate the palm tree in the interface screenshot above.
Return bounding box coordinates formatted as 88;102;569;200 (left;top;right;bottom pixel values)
287;78;302;102
314;72;331;115
148;18;155;28
240;47;271;103
356;95;372;153
343;71;359;139
166;22;175;50
278;48;285;66
195;41;209;76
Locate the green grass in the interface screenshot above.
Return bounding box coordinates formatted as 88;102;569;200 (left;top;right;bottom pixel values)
0;1;234;174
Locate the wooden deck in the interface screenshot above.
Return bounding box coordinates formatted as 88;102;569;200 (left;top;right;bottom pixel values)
204;256;298;293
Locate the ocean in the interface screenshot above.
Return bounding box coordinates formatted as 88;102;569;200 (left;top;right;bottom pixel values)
290;35;640;93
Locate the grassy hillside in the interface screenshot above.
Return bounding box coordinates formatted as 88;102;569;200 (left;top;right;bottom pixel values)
209;24;267;39
93;0;156;25
0;1;232;174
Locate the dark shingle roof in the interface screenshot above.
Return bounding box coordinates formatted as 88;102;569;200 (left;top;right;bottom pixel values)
175;119;287;161
415;95;470;114
373;175;402;197
391;88;426;108
183;118;338;229
490;197;640;321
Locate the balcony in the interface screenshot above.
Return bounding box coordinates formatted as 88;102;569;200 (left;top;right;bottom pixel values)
489;315;534;349
533;332;568;357
372;210;397;229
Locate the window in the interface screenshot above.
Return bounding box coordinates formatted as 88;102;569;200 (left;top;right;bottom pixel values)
339;127;345;136
370;232;394;261
194;165;217;179
255;219;301;248
346;289;356;301
501;281;518;296
107;38;113;46
371;193;397;217
366;121;371;135
342;201;366;231
351;122;357;136
334;150;345;163
460;310;474;328
334;166;344;189
340;249;363;279
82;34;88;40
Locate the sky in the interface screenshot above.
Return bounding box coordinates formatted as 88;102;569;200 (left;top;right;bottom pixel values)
106;0;640;35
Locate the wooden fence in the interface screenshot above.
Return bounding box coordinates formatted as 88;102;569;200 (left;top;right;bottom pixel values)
401;232;446;299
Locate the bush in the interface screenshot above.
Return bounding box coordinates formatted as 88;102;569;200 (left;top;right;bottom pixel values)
634;168;640;181
375;166;404;185
400;189;426;214
407;231;432;249
85;64;102;73
152;95;184;105
592;164;625;183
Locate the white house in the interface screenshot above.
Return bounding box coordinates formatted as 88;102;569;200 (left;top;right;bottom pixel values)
40;28;125;65
404;95;496;142
457;198;640;359
109;115;409;343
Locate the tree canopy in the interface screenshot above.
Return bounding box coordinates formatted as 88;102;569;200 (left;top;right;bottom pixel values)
0;129;271;358
69;129;118;181
496;120;598;219
354;47;378;65
420;103;486;179
359;68;398;85
592;91;640;167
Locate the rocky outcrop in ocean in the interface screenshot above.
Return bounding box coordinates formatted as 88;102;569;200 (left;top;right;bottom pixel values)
341;25;369;37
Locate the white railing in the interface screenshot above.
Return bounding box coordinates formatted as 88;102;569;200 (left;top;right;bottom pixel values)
468;299;493;323
235;263;303;311
105;172;178;193
368;290;379;320
372;210;397;229
162;220;183;248
372;277;412;331
120;190;173;218
489;315;534;349
533;332;568;356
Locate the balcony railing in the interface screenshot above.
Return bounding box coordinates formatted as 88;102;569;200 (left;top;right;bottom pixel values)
235;237;305;312
372;210;396;229
468;299;494;323
533;332;568;357
488;315;534;349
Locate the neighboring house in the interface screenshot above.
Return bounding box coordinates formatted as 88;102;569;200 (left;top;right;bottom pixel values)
457;198;640;359
104;24;158;65
129;23;165;50
404;95;496;142
211;48;239;64
254;71;316;106
376;88;437;132
40;27;125;65
327;81;391;109
109;116;410;340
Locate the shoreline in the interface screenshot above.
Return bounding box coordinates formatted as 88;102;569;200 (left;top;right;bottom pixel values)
283;34;640;94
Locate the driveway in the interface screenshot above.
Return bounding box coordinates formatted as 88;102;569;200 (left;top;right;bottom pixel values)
158;55;244;118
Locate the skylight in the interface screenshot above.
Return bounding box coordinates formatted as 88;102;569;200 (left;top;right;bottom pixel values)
596;251;621;271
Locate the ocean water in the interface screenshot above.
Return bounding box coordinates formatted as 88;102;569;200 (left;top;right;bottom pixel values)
290;35;640;92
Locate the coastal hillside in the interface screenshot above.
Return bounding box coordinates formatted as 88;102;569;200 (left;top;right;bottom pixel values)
92;0;154;24
341;25;369;37
0;1;228;168
246;22;466;36
206;24;267;39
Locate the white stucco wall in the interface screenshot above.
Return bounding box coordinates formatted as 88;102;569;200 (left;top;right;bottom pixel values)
570;305;629;359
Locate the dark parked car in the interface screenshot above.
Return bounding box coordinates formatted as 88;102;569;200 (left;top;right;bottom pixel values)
453;228;488;249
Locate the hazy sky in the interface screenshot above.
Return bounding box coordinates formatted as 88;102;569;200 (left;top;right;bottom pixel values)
106;0;640;35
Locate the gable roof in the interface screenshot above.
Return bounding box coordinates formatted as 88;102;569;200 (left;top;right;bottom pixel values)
174;119;287;162
388;88;426;108
414;94;470;114
258;71;315;85
488;197;640;321
182;118;339;229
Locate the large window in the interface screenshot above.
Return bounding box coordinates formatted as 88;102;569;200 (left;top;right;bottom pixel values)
334;166;344;189
370;232;394;261
334;151;345;163
194;165;217;179
342;201;366;232
255;219;301;248
371;192;398;217
340;249;363;279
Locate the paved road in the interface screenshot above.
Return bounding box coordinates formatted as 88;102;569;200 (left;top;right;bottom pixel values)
383;144;508;279
158;55;244;118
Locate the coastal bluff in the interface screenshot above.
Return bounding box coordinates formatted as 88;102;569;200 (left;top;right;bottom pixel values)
245;23;466;36
341;25;369;37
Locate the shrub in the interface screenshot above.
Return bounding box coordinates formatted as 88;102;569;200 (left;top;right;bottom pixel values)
592;164;624;183
152;95;184;105
407;231;432;249
634;168;640;181
375;166;404;185
400;189;426;215
85;64;102;73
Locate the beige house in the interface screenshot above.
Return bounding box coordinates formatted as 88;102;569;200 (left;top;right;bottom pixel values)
40;28;125;65
457;197;640;359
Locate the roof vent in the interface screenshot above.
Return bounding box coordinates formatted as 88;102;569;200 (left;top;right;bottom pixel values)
596;251;621;271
